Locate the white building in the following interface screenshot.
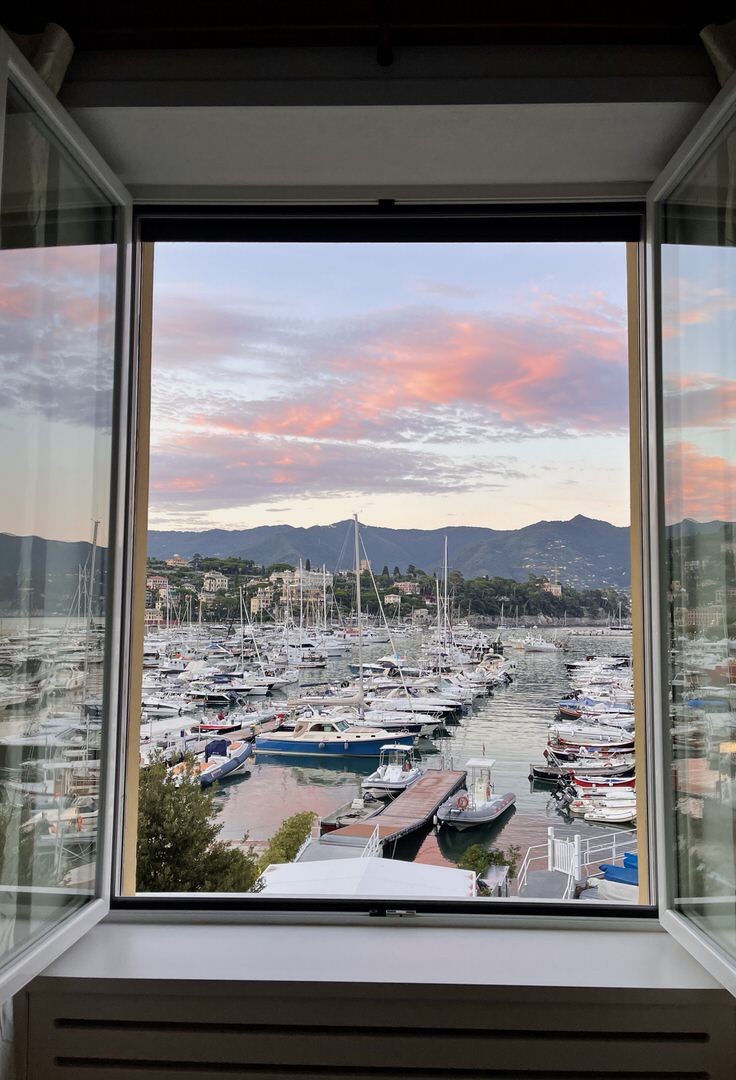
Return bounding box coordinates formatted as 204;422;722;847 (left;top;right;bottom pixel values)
202;571;229;593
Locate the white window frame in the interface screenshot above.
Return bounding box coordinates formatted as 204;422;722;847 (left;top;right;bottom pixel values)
0;29;133;1001
647;67;736;998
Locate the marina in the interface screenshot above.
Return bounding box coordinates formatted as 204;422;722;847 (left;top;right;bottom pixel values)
0;603;645;900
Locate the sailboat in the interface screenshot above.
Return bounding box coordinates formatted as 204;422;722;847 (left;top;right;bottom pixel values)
255;516;414;758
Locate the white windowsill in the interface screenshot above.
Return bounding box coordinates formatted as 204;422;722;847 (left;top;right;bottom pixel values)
36;911;724;993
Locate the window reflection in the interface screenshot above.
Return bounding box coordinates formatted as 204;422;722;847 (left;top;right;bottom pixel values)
663;130;736;959
0;82;117;960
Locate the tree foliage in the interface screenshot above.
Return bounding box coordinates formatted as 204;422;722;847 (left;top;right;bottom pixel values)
137;758;260;892
457;843;521;878
257;811;316;872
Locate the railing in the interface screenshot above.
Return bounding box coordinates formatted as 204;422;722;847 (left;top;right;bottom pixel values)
517;826;637;895
361;823;383;858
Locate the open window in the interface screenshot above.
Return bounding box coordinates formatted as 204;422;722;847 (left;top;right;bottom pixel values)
0;31;132;999
3;21;736;1006
118;210;653;913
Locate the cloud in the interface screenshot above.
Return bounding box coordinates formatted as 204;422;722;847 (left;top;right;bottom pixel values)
149;431;525;511
663;372;736;431
664;441;736;523
0;245;117;430
152;287;629;446
662;277;736;339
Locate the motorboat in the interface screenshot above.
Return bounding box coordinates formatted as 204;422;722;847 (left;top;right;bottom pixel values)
169;737;252;787
361;744;425;793
435;758;515;830
255;716;413;757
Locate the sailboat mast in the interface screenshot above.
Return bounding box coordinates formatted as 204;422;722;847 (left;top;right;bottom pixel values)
353;514;364;708
443;535;449;643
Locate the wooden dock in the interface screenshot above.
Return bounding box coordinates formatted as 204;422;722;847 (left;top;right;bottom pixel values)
326;769;466;847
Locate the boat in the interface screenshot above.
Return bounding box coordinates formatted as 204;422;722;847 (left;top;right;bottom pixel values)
435;757;515;830
319;792;385;832
169;737;252;787
361;744;425;793
255;715;414;757
584;804;637;824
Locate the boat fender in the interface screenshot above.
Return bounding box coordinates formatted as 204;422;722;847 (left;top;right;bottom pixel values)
344;741;350;750
318;742;326;750
457;794;469;810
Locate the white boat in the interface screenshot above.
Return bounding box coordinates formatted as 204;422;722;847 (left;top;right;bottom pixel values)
435;758;516;830
361;745;425;793
584;805;637;824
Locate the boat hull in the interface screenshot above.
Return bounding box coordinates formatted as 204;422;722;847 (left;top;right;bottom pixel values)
254;733;414;757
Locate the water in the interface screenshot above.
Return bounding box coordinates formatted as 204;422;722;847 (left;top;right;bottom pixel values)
215;630;633;863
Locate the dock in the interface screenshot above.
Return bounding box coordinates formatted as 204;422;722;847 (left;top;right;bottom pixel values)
324;769;466;848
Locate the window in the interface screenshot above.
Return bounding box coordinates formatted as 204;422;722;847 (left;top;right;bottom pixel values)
121;213;651;912
2;23;736;1006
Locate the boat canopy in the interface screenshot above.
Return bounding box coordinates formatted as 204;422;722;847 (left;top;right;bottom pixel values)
464;757;496;769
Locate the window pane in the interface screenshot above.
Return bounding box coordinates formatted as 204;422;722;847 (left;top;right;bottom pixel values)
662;115;736;960
0;82;117;963
133;237;642;905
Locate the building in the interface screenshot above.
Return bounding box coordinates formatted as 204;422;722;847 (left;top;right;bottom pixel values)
164;554;189;568
250;587;274;615
3;10;736;1076
384;593;401;605
395;581;421;595
145;574;168;591
542;581;563;598
270;567;334;600
202;571;228;594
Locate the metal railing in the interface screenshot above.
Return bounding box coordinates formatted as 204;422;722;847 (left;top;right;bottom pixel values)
361;823;383;858
517;826;637;894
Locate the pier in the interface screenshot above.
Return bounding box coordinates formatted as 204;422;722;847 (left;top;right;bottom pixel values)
324;769;466;848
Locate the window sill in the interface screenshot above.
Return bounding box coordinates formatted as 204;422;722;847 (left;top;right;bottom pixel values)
34;911;723;993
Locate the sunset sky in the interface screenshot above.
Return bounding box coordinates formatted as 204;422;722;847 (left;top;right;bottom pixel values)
148;241;632;533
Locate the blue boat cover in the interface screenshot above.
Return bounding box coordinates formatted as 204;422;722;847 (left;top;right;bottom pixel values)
599;862;638;885
623;852;638;868
205;738;230;760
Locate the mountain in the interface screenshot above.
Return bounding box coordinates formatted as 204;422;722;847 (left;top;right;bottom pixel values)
147;516;632;590
0;533;107;615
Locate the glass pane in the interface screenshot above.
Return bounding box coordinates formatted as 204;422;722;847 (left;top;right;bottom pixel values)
662;114;736;960
132;238;644;906
0;82;117;964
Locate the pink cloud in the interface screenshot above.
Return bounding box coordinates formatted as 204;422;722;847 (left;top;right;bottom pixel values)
664;441;736;523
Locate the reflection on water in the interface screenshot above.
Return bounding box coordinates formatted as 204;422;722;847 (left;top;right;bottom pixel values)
216;631;632;858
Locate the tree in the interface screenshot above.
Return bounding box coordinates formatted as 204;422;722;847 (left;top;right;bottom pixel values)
305;558;311;571
393;566;401;578
258;811;316;872
137;757;260;892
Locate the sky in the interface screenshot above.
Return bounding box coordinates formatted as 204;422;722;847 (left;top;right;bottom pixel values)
662;244;736;526
0;244;116;545
148;241;632;533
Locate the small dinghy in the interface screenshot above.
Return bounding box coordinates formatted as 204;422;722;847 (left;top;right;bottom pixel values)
435;758;515;830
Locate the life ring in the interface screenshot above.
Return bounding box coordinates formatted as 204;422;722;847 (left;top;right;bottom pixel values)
341;680;350;688
456;794;469;811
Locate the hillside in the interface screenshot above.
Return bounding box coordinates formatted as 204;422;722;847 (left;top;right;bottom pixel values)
147;516;631;590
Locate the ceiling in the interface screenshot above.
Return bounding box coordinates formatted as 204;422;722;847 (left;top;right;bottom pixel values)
4;3;735;51
4;4;732;199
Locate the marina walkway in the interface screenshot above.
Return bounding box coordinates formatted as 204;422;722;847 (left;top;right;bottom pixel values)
327;769;466;847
